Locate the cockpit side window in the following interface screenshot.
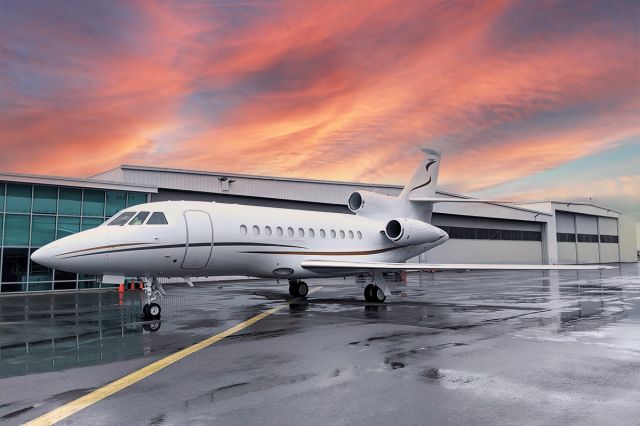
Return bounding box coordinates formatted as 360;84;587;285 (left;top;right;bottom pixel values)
128;211;150;225
108;211;136;226
147;212;168;225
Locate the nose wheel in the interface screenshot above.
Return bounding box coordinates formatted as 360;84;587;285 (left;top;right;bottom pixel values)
142;277;165;320
143;302;161;320
289;280;309;298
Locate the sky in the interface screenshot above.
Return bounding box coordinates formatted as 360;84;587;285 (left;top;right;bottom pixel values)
1;0;639;227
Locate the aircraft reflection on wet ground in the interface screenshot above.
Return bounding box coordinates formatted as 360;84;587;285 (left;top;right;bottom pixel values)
1;264;639;425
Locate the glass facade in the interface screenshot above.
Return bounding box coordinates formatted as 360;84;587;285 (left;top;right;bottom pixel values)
0;182;149;293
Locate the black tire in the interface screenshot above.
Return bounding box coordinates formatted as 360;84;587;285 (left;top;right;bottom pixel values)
297;282;308;297
142;303;150;318
371;286;386;303
143;322;162;332
289;284;297;298
364;284;374;302
148;302;161;319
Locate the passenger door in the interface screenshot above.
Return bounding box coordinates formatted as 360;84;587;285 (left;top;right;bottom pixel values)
181;210;213;270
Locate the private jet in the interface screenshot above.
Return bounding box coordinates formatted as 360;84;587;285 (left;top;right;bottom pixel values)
31;149;613;320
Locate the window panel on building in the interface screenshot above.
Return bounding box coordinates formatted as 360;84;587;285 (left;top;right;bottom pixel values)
78;273;99;289
33;186;58;214
2;248;29;284
57;216;80;239
31;215;56;246
106;191;127;216
30;248;53;282
81;217;104;231
4;214;30;246
83;190;105;217
5;184;32;213
126;192;147;207
54;267;77;290
28;281;53;291
58;188;82;215
0;183;5;211
0;214;3;244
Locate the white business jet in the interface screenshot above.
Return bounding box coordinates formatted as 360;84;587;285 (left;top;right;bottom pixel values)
31;149;612;320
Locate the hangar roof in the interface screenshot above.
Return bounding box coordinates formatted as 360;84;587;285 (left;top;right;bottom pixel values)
90;164;550;220
0;171;157;193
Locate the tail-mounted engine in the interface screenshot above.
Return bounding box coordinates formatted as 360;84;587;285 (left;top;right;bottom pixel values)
383;218;446;245
348;191;405;220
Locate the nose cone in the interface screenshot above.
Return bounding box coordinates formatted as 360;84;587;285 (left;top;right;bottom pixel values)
31;244;56;268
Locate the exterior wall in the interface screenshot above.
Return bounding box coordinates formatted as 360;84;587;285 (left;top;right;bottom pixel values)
576;243;599;264
619;214;638;262
424;240;543;264
558;242;577;264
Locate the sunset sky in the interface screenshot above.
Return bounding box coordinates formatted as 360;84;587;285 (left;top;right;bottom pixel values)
0;0;638;221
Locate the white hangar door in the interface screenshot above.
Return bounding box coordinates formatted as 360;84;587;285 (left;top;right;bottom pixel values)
182;210;213;270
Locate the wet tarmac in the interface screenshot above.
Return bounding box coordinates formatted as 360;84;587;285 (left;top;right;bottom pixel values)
1;264;640;425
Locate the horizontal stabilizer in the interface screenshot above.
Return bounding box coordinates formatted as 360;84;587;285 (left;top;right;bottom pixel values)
301;260;615;272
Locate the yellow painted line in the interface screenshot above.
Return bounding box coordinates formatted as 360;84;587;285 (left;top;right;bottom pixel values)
25;287;322;426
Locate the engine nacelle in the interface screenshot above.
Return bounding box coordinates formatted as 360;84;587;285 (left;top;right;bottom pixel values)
348;191;404;219
384;218;446;245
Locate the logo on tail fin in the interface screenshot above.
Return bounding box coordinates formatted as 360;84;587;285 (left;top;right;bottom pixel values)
409;159;437;192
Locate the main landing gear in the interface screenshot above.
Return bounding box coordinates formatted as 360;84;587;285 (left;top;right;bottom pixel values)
142;277;165;320
364;284;386;303
289;279;309;298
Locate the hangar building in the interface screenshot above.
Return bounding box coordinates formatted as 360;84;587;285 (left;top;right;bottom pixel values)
0;164;636;294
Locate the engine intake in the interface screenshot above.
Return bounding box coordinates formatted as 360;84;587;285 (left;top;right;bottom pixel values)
347;191;403;219
383;218;447;245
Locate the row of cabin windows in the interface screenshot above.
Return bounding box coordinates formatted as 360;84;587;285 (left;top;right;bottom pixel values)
557;233;618;243
240;225;362;240
108;211;168;226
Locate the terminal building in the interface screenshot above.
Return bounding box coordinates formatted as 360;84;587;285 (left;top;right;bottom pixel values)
0;165;637;294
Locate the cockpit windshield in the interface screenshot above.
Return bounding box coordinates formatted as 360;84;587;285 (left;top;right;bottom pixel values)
128;211;150;225
108;211;136;226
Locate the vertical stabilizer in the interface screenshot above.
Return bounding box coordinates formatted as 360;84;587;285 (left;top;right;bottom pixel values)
400;148;441;199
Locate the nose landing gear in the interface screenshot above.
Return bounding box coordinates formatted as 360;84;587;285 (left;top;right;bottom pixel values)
142;277;165;320
288;279;309;298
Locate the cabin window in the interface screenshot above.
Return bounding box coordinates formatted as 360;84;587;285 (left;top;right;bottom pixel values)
265;226;273;237
330;229;336;238
348;230;354;239
147;212;168;225
276;227;284;237
357;231;362;239
287;227;294;237
320;229;326;238
298;228;305;237
240;225;248;235
308;228;315;238
108;211;136;226
339;230;345;239
252;225;260;236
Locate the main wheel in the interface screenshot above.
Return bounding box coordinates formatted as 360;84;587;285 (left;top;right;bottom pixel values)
289;281;309;298
371;286;386;303
297;282;308;297
147;302;161;320
364;284;374;302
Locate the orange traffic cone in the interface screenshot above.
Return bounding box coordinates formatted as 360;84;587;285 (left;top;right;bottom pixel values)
129;282;136;291
118;283;125;293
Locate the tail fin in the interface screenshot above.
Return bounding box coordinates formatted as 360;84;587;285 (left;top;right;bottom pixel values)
400;148;441;199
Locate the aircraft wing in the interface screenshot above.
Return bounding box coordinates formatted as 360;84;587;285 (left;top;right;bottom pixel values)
408;197;515;203
300;260;615;272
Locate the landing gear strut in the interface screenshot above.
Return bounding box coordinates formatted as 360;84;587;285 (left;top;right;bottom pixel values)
289;279;309;298
142;277;165;320
364;284;386;303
